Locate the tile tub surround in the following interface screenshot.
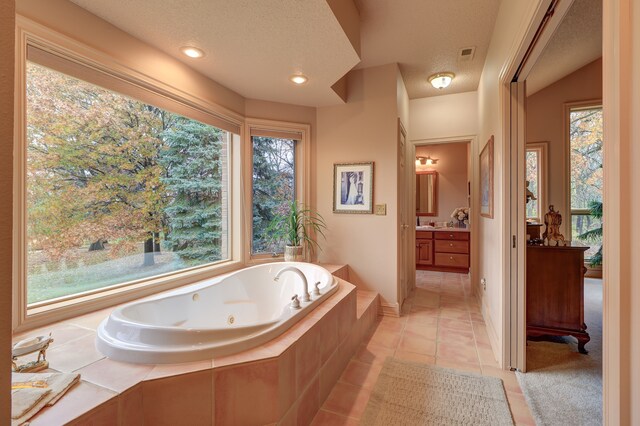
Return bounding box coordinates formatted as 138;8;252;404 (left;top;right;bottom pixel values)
14;265;381;425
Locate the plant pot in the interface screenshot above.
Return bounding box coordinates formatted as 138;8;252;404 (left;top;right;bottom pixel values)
284;245;303;262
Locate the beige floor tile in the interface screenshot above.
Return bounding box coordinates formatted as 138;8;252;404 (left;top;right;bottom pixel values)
311;409;360;426
339;360;383;390
323;382;372;420
398;330;437;356
354;343;395;365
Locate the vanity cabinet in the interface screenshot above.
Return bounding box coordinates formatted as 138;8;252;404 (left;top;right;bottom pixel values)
416;229;470;273
416;231;433;266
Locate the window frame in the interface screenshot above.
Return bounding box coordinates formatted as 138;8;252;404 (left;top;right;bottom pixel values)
524;141;548;223
244;118;311;263
13;18;246;332
564;100;603;244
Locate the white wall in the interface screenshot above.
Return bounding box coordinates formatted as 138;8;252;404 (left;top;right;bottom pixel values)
409;91;478;142
316;64;400;309
475;0;543;365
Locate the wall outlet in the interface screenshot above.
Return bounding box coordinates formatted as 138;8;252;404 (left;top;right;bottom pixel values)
481;278;487;291
375;204;387;215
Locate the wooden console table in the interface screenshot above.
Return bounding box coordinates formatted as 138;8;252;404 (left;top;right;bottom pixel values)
526;243;590;353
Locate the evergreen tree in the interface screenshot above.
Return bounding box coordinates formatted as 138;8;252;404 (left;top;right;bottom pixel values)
160;118;225;263
251;137;295;253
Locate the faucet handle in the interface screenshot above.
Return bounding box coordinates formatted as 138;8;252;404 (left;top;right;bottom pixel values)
312;281;321;297
290;295;301;309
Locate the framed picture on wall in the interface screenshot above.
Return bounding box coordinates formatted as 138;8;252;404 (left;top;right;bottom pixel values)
480;136;494;218
333;162;374;214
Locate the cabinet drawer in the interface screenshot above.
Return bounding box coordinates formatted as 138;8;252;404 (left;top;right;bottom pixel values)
435;240;469;254
435;253;469;268
416;231;433;239
434;231;470;241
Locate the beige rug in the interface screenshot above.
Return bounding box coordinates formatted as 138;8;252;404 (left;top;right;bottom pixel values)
516;278;603;426
360;358;514;425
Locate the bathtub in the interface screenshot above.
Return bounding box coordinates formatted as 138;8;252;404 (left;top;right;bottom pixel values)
96;262;338;364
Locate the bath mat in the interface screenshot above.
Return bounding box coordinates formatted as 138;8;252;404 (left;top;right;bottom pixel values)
360;358;514;426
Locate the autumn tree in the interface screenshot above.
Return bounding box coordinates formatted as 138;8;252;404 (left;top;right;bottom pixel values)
27;62;171;266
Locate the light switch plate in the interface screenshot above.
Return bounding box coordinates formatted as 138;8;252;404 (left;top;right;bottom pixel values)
375;204;387;215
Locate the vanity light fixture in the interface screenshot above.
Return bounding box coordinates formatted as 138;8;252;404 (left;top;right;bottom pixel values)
180;46;205;59
289;74;308;85
416;156;438;166
428;72;455;89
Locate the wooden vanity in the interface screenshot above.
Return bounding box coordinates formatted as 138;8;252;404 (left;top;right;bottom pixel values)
416;228;470;273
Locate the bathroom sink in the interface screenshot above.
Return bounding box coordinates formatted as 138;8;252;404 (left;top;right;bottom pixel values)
416;225;441;230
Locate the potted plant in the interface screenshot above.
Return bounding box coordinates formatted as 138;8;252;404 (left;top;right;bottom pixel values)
578;200;603;267
267;201;327;261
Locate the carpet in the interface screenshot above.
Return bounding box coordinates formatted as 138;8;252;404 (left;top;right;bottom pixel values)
360;358;514;425
516;278;603;426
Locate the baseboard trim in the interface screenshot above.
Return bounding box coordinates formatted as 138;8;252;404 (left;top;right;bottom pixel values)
483;307;502;368
379;302;400;317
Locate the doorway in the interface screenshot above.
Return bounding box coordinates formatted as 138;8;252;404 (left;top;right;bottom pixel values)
412;140;473;289
508;0;603;423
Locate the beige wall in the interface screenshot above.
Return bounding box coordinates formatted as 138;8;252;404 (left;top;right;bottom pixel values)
316;64;400;307
526;58;602;236
1;0;15;419
476;0;542;365
416;143;469;224
409;91;478;142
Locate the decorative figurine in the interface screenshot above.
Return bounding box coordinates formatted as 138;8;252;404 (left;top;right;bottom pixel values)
542;205;567;246
11;334;54;373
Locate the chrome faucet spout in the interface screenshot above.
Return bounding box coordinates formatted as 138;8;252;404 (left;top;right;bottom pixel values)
274;266;311;302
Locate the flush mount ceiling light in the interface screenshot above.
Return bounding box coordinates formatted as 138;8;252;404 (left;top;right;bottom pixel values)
289;74;308;85
428;72;455;89
180;46;205;59
416;156;438;166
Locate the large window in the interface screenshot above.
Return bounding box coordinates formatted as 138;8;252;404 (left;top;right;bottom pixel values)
569;105;603;260
24;53;233;306
251;136;296;255
525;142;548;223
245;122;309;260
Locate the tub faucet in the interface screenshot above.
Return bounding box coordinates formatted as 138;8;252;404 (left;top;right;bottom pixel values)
274;266;311;303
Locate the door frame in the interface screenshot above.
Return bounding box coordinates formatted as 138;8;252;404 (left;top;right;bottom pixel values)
409;136;477;298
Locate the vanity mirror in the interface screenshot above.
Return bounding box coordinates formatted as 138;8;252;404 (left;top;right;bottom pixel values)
416;170;438;216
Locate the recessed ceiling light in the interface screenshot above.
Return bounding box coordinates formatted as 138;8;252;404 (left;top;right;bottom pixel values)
289;74;308;85
428;72;455;89
180;46;205;59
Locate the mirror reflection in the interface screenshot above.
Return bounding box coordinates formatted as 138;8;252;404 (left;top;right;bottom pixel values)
416;171;437;216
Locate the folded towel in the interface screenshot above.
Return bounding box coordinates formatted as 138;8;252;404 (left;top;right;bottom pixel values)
11;372;80;426
11;388;51;419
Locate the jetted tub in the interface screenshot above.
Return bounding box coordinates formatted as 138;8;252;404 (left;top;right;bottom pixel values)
96;262;338;364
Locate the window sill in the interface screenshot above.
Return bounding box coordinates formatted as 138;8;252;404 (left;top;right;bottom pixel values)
15;260;244;333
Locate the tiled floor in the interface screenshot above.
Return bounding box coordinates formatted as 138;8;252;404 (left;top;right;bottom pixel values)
311;270;536;426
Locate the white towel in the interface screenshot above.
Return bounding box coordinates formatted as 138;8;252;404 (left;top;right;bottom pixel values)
11;372;80;426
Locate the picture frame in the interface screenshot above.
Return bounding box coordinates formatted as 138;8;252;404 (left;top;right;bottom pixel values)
333;162;374;214
480;136;494;218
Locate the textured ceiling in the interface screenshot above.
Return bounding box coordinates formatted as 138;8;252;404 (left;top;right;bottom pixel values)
69;0;360;107
527;0;602;95
354;0;501;99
